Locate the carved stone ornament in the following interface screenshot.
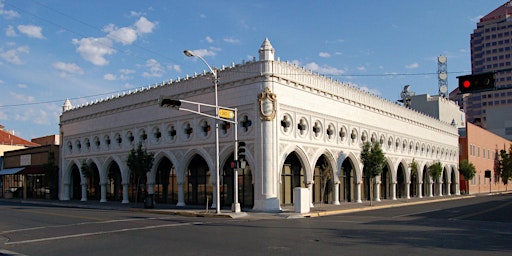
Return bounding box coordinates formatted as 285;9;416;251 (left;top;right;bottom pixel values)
258;87;277;121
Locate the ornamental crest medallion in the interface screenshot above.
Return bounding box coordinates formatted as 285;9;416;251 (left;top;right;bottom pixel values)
258;87;277;121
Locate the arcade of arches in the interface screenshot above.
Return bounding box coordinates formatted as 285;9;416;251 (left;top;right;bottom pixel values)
64;153;254;209
280;150;459;207
63;149;458;209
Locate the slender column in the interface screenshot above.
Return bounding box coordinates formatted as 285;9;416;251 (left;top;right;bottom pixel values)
332;181;340;205
428;181;434;197
418;181;423;198
446;182;451;196
356;182;362;203
405;181;411;199
307;181;314;208
438;181;443;196
122;182;129;204
391;181;397;200
375;181;381;202
62;182;70;200
177;181;186;206
100;182;107;202
81;182;88;202
147;181;155;195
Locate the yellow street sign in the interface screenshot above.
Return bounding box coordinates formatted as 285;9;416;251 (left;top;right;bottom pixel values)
218;109;234;119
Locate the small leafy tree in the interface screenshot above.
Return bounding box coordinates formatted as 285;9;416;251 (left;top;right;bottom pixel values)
43;150;59;199
459;159;476;194
360;141;386;206
409;158;419;196
499;145;512;189
428;161;443;195
127;143;154;204
319;157;332;205
80;160;91;178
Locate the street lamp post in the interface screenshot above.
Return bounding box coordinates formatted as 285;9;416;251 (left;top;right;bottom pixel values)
184;50;221;214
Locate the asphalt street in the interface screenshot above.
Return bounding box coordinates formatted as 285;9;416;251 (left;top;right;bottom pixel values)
1;193;511;256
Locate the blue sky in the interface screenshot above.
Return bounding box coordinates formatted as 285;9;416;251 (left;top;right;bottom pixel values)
0;0;506;139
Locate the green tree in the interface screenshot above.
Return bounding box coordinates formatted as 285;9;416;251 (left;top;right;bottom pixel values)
126;143;155;204
428;161;443;195
499;145;512;189
459;159;476;194
360;141;386;206
318;157;332;205
81;160;91;178
43;150;59;199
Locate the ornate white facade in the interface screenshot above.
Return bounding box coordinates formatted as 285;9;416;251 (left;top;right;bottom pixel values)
59;38;460;212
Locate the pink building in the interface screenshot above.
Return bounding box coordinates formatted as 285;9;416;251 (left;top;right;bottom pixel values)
459;122;511;194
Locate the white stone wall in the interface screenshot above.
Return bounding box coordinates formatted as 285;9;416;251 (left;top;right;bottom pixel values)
59;40;459;211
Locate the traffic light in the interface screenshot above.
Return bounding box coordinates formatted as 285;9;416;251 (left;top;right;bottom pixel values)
237;141;246;161
159;97;181;108
457;72;495;93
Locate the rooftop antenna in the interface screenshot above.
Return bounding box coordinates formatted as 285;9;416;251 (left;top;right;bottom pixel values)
438;55;448;97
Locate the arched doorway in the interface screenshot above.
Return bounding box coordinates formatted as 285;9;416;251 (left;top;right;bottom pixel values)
221;154;254;209
380;166;390;200
410;166;418;197
422;166;430;197
107;162;122;201
442;168;449;196
87;163;101;201
154;157;177;204
450;169;457;195
281;152;305;206
70;164;81;200
186;155;211;206
340;158;356;202
313;155;333;204
397;163;406;199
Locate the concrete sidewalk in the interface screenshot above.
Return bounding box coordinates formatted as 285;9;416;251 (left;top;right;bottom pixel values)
2;193;481;220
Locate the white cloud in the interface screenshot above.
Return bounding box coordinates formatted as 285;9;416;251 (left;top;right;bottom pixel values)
53;61;84;77
319;52;331;58
104;25;138;45
72;37;115;66
0;2;20;19
104;73;117;80
130;11;143;17
304;62;346;75
17;83;27;88
405;62;419;69
17;25;45;39
0;45;29;65
135;16;156;34
224;37;240;44
5;25;16;37
357;66;367;72
10;91;35;103
142;58;164;78
168;64;181;72
73;17;156;65
188;48;218;58
206;36;214;43
104;69;135;80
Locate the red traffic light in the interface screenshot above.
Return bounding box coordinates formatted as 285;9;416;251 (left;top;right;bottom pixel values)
457;72;495;93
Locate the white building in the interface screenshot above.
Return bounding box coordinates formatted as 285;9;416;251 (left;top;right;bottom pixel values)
408;94;466;129
59;39;460;212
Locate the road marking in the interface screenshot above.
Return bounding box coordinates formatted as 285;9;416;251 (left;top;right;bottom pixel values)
13;208;107;221
392;208;442;218
5;221;203;245
0;216;173;235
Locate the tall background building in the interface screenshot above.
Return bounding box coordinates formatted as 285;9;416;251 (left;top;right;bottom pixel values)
451;1;512;140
